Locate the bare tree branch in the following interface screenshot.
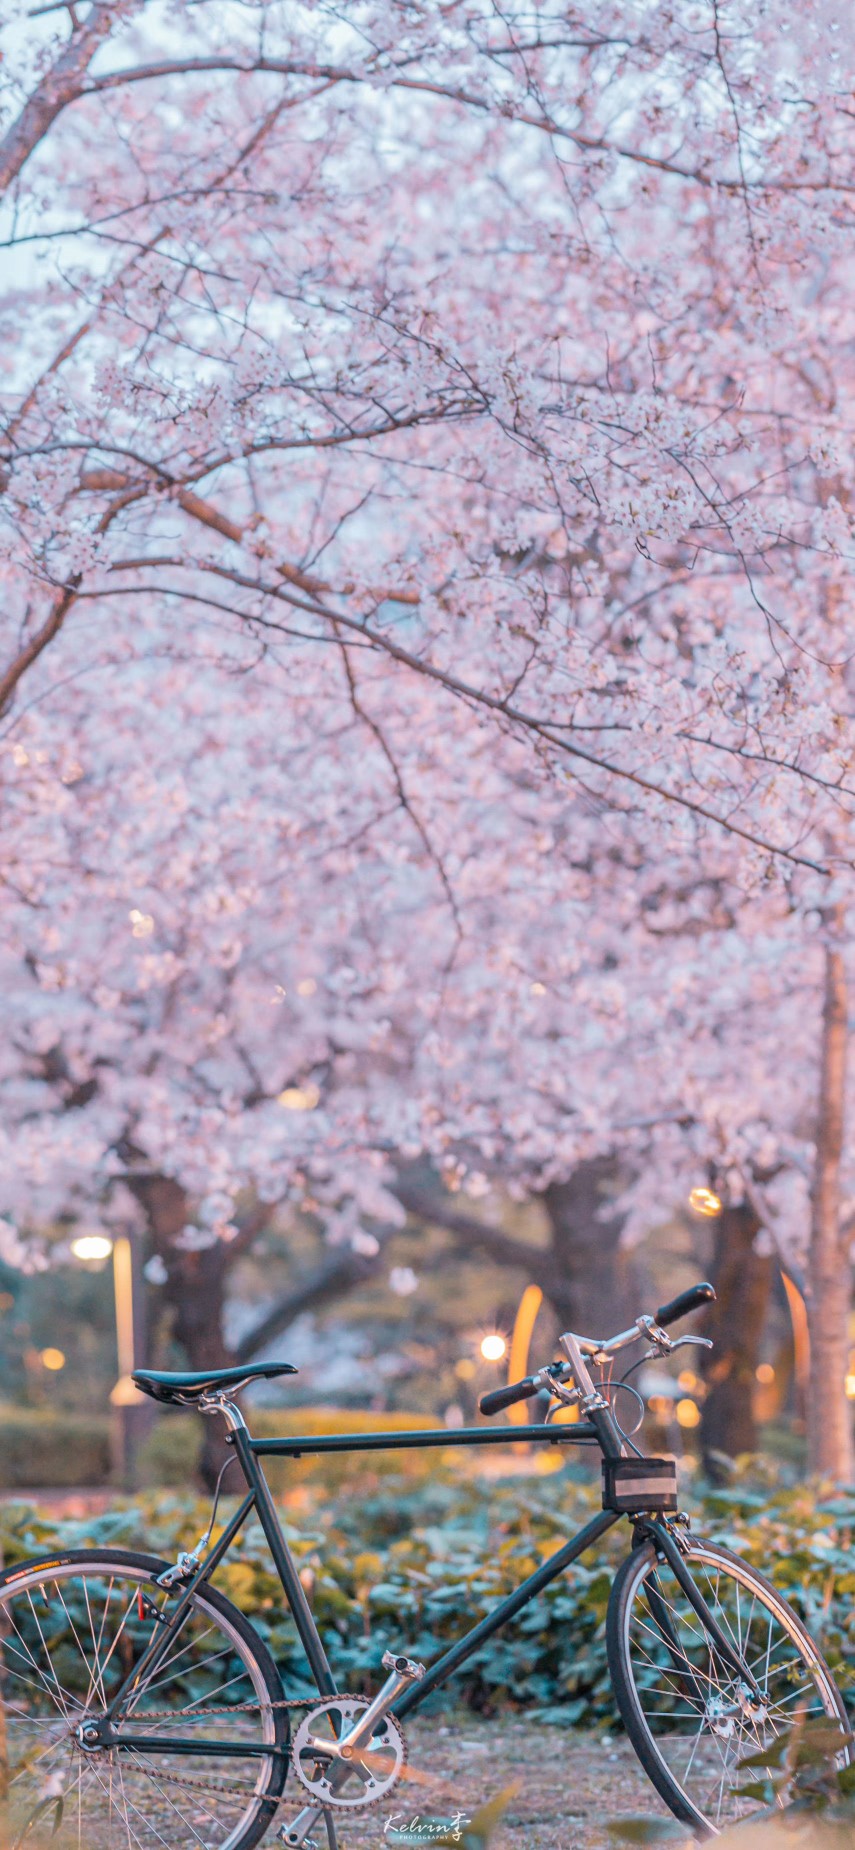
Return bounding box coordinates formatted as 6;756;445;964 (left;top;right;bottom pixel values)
234;1247;382;1363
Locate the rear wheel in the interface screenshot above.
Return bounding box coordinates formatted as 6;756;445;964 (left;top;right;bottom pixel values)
607;1536;849;1835
0;1547;289;1849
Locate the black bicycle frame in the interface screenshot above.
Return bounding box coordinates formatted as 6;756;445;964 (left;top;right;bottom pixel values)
104;1414;616;1738
104;1406;761;1754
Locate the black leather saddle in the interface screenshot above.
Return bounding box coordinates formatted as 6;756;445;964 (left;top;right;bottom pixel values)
132;1361;298;1404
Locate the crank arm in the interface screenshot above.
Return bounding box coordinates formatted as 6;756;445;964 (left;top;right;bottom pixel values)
334;1653;424;1763
278;1804;325;1847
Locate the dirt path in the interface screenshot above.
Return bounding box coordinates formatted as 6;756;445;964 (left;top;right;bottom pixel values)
316;1715;675;1850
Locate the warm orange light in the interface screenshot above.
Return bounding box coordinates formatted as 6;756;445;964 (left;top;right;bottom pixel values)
846;1374;855;1400
40;1348;65;1371
676;1398;701;1429
277;1084;320;1111
506;1284;544;1428
455;1358;476;1381
755;1363;775;1385
480;1333;507;1363
688;1186;722;1217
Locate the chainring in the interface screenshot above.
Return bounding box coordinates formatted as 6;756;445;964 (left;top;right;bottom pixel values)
291;1695;407;1810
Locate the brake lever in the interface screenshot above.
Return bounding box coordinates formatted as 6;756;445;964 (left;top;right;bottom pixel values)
635;1319;713;1359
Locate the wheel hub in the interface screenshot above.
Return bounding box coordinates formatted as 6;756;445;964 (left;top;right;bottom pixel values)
75;1718;113;1754
705;1682;769;1737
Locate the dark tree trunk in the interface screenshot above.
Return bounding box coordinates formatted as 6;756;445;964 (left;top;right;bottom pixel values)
126;1173;234;1488
699;1199;773;1477
395;1158;635;1341
540;1158;636;1337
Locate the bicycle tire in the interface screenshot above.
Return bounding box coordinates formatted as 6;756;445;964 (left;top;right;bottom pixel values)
0;1546;290;1850
606;1534;849;1836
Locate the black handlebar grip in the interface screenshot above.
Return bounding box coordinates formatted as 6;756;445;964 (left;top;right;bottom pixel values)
655;1281;716;1327
479;1375;540;1416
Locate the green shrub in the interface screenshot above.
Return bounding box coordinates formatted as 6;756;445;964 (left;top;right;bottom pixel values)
0;1404;111;1488
137;1404;452;1492
3;1469;854;1720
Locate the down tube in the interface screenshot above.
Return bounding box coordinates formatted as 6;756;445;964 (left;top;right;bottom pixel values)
395;1508;621;1719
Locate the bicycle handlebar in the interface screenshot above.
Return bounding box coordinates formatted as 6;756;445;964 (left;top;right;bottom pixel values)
655;1281;716;1327
478;1281;716;1418
478;1374;542;1416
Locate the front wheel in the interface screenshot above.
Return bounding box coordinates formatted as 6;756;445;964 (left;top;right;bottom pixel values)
0;1547;289;1850
607;1534;849;1835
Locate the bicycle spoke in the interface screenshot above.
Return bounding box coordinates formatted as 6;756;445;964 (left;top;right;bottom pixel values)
125;1748;224;1848
616;1542;846;1834
1;1557;284;1849
131;1636;240;1711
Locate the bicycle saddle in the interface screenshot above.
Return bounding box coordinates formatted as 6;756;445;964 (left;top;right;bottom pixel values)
132;1361;298;1404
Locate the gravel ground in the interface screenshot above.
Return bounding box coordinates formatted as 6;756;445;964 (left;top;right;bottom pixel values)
311;1715;677;1850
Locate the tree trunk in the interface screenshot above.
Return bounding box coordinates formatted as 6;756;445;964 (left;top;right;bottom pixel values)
807;916;853;1481
541;1158;636;1336
126;1173;234;1487
699;1200;773;1477
396;1158;635;1340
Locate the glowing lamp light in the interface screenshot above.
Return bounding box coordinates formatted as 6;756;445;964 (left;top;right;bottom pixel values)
676;1398;701;1429
71;1234;114;1262
277;1084;320;1111
128;908;154;939
480;1333;507;1363
688;1186;722;1218
455;1358;476;1381
845;1374;855;1400
40;1347;66;1370
756;1363;775;1385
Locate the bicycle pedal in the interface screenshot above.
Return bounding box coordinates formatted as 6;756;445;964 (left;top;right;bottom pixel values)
381;1650;426;1681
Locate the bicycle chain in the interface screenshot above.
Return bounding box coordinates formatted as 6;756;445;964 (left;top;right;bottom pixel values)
111;1692;402;1808
111;1694;314;1804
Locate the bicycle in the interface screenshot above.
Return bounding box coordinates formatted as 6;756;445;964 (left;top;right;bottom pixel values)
1;1281;849;1849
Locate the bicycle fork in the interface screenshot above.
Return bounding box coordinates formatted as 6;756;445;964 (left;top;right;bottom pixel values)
641;1520;765;1709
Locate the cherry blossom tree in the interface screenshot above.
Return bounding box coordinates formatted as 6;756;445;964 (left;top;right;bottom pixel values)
1;1;853;1472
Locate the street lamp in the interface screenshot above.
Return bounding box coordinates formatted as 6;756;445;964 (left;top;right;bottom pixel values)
70;1227;148;1482
70;1233;113;1263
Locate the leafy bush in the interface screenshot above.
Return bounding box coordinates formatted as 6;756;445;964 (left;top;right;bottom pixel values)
3;1466;854;1720
136;1404;448;1491
0;1404;111;1488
